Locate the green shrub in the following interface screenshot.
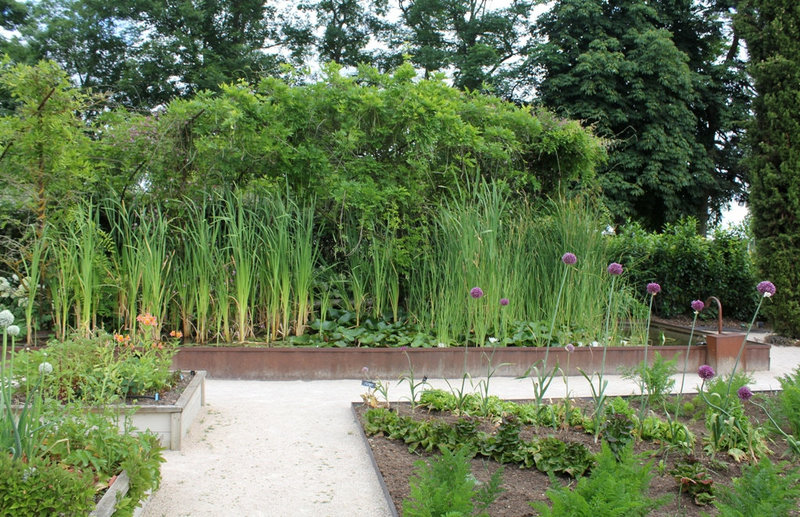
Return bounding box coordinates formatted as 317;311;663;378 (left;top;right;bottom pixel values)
777;366;800;437
609;218;757;320
0;454;96;516
530;442;667;516
623;351;677;407
713;457;800;516
403;446;503;517
42;406;164;516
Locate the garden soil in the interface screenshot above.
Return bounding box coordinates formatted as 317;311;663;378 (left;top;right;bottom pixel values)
140;338;800;517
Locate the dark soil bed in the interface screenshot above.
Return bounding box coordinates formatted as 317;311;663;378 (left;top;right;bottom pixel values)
354;394;799;516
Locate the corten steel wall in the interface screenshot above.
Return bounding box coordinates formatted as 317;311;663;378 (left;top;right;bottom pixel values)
171;343;770;380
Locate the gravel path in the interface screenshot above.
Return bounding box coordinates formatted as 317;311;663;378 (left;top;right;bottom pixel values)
140;345;800;517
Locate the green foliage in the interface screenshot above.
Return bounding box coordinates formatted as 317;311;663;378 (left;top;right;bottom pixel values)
624;351;677;407
699;373;767;460
713;457;800;517
670;459;715;506
0;59;101;235
777;366;800;437
600;408;635;460
403;446;504;517
609;219;758;319
533;0;747;230
0;453;96;516
394;0;532;93
363;406;594;477
738;0;800;338
530;442;667;516
16;332;178;404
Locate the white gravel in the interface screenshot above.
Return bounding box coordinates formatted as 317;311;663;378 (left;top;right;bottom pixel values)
140;345;800;517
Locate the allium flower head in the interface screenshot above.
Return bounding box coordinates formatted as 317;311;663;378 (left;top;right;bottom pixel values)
561;252;577;265
565;343;575;353
646;282;661;295
757;281;776;298
469;286;484;299
691;300;705;313
607;262;623;275
38;362;53;375
6;325;19;337
737;386;753;402
499;298;509;307
698;364;715;380
0;309;14;328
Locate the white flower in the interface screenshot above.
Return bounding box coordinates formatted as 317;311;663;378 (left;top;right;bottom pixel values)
590;341;600;347
38;362;53;374
0;309;14;328
437;342;447;348
488;337;498;344
6;325;20;337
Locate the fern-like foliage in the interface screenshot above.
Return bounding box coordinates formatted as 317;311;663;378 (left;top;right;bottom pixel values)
403;446;503;517
713;457;800;517
530;442;668;516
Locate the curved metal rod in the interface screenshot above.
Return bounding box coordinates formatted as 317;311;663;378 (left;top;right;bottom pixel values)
704;296;723;334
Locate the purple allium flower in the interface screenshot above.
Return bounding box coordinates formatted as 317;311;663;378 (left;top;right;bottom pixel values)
698;365;715;380
561;252;577;265
470;286;484;299
647;282;661;295
737;386;753;402
607;262;623;275
499;298;509;307
565;343;575;353
757;281;776;298
691;300;705;312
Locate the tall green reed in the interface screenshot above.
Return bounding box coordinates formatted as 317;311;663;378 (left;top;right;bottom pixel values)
104;198;141;333
21;227;47;344
45;236;75;341
134;206;173;340
291;202;318;336
64;201;101;336
221;191;260;343
259;197;292;341
182;197;219;344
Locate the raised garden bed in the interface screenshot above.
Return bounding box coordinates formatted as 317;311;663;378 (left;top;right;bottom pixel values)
90;470;131;517
172;343;769;380
352;392;799;516
121;370;206;450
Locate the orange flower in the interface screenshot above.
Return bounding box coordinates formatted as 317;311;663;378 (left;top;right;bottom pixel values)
169;330;183;339
114;333;131;344
136;313;158;327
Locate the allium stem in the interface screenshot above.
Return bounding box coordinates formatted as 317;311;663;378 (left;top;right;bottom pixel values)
726;296;766;398
600;275;618;380
676;311;700;420
642;293;655;394
544;263;570;370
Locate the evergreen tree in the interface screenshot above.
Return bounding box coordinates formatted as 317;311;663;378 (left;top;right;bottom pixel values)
737;0;800;336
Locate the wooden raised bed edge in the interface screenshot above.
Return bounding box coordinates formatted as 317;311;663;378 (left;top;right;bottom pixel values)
116;370;206;450
90;470;130;517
